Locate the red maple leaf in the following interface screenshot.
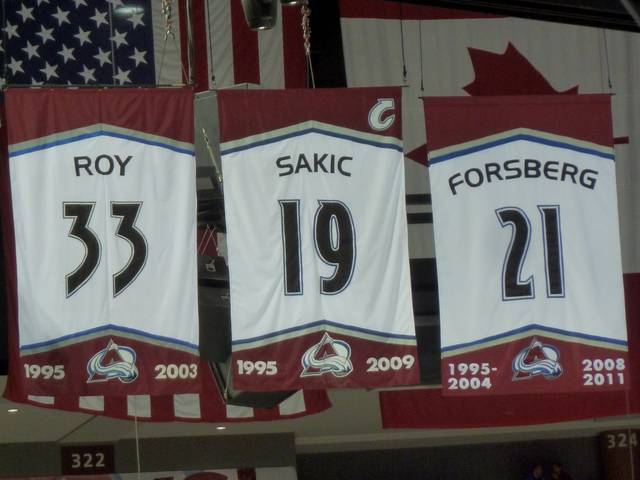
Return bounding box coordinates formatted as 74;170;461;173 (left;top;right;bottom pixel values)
409;43;580;165
463;43;579;96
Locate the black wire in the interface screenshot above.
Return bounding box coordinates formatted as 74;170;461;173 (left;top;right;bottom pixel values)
206;0;215;85
602;28;613;90
399;3;407;82
419;17;424;93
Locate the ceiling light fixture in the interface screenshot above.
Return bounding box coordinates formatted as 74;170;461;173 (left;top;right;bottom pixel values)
7;408;19;413
215;426;227;430
241;0;278;31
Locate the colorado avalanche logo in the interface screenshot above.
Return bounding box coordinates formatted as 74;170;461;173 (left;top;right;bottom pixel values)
512;338;563;381
368;98;396;131
300;332;353;378
87;339;138;383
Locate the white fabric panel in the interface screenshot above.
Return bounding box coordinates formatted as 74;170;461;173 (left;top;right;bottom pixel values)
79;396;105;411
27;395;54;405
278;390;306;416
152;0;183;84
431;139;625;348
173;393;201;418
225;404;254;419
603;31;640;272
208;0;234;88
258;5;285;89
612;95;640;273
10;135;198;349
223;131;414;342
127;395;152;418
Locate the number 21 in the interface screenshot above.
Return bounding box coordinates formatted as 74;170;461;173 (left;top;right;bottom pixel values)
496;205;564;300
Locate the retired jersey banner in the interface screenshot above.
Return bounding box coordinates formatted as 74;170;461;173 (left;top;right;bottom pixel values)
426;95;628;395
4;88;200;400
219;88;418;390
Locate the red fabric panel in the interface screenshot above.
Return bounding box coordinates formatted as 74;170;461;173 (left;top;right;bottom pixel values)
380;273;640;428
0;106;22;401
339;0;500;20
218;87;402;142
7;376;332;423
282;6;307;88
424;94;613;153
5;88;194;144
230;0;260;85
237;469;256;480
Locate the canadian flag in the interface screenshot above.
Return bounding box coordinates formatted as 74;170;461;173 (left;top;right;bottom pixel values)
339;0;640;272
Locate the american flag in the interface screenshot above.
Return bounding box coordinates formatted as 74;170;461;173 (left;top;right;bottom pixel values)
1;0;183;86
1;0;309;90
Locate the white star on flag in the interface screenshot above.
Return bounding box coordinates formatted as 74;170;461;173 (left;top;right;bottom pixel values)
127;13;145;29
22;41;40;59
40;61;59;81
114;67;131;84
90;9;109;28
129;47;147;66
17;4;35;23
36;25;55;44
4;22;20;40
94;47;111;67
111;29;128;48
52;7;71;26
8;58;24;75
78;65;96;84
73;26;91;46
58;44;76;63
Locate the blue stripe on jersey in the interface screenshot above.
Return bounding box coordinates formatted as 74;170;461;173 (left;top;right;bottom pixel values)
10;131;194;158
221;128;403;155
20;323;198;352
232;319;416;346
442;323;628;353
430;134;615;165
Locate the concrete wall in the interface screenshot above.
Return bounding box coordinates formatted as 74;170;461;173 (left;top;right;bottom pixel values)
0;433;295;477
297;436;600;480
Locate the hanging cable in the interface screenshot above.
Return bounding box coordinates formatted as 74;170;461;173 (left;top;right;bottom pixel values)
399;3;407;83
301;2;315;88
206;0;215;86
158;0;189;84
601;29;613;91
418;17;424;93
133;404;142;480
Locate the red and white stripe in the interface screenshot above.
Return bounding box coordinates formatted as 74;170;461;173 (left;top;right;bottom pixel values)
20;388;330;423
180;0;307;91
